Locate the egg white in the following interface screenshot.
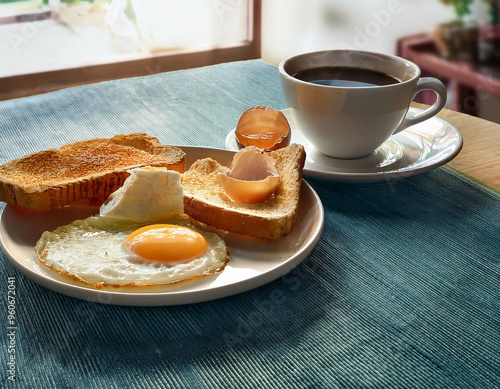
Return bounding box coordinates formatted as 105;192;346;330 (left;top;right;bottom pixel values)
35;215;229;288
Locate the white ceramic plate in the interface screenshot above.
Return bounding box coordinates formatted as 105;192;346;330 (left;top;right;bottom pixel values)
0;147;324;306
226;107;463;184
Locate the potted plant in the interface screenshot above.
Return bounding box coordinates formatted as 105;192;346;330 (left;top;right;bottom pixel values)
433;0;479;60
479;0;500;61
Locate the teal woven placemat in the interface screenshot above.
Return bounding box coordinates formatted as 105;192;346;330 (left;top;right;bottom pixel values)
0;60;499;388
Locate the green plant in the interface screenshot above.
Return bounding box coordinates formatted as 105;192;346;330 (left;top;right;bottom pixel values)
440;0;474;20
481;0;499;24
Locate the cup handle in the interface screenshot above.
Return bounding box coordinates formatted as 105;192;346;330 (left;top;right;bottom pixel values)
393;77;447;135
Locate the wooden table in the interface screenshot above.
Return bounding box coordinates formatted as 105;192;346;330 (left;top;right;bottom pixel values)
413;102;500;191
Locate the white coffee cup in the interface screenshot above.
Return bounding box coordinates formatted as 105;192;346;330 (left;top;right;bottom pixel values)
279;50;447;159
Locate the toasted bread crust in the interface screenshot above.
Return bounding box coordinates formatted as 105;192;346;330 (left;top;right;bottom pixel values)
0;133;186;211
182;144;306;240
183;196;293;240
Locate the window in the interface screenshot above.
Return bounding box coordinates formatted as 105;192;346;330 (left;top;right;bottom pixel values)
0;0;261;100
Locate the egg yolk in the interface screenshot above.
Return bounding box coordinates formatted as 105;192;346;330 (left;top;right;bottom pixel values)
125;224;208;264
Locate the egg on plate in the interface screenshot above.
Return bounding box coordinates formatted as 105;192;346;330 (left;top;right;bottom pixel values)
34;167;229;288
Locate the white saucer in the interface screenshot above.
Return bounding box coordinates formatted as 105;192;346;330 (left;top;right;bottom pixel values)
0;147;324;306
225;107;463;184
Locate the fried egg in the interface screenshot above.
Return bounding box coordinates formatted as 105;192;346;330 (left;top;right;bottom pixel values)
34;168;229;288
35;216;228;288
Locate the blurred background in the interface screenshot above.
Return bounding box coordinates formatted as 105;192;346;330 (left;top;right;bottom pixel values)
1;0;499;122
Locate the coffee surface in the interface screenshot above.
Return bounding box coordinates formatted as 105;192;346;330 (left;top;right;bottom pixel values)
293;66;400;87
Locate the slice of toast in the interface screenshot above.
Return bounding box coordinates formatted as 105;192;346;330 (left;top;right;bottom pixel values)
182;143;306;240
0;133;186;211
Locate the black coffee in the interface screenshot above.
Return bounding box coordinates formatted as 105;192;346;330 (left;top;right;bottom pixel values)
293;66;400;87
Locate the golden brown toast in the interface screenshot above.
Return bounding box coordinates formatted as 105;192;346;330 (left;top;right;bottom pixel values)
182;144;306;240
0;133;186;211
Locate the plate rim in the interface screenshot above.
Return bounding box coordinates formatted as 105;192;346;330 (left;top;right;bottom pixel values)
225;107;463;183
0;147;324;306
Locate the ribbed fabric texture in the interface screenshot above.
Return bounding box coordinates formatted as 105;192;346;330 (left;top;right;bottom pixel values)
0;60;499;389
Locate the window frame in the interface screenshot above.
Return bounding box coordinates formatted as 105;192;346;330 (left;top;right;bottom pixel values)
0;0;261;100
